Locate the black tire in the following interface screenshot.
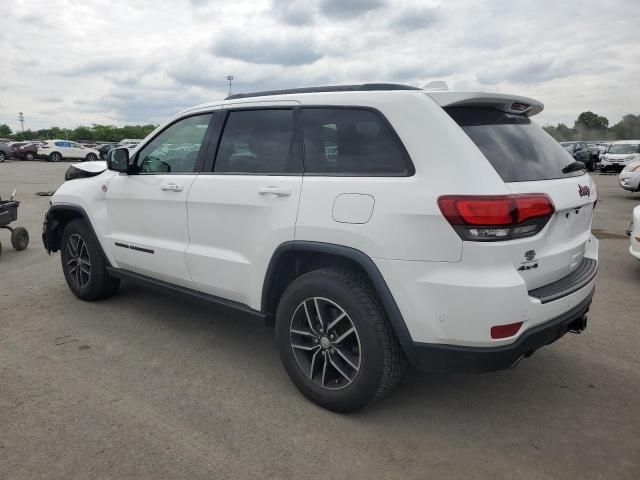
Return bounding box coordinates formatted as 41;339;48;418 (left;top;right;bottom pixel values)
85;153;98;162
49;152;62;162
275;268;405;413
60;219;120;301
25;152;35;161
0;240;2;256
10;227;29;251
0;151;6;162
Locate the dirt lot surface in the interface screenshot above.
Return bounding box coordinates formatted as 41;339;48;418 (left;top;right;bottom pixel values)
1;160;639;479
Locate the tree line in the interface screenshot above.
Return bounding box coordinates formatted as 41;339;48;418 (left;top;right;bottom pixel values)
542;111;640;142
1;110;639;145
0;123;158;143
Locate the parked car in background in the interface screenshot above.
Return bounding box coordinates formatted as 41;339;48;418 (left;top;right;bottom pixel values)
627;205;640;261
600;141;640;173
619;161;640;192
38;140;100;162
96;143;118;159
119;139;143;148
14;141;44;161
9;142;31;158
595;142;611;155
0;143;10;161
560;141;600;171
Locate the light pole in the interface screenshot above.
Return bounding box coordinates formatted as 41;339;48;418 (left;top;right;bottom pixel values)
227;75;234;96
18;112;24;133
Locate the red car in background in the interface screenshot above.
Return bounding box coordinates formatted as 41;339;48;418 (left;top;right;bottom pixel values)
13;141;44;161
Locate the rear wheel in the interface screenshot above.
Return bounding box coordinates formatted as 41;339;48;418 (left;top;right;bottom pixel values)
275;268;405;412
49;152;62;162
0;151;6;162
25;152;35;161
85;153;98;162
10;227;29;251
61;219;120;300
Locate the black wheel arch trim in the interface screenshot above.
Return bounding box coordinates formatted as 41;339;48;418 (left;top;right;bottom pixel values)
262;241;413;343
42;204;109;264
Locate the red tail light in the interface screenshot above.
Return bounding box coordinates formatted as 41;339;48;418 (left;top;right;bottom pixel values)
438;194;554;241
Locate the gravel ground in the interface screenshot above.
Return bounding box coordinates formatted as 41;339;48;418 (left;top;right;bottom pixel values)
1;160;639;479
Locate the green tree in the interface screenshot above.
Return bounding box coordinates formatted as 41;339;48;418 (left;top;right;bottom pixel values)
610;114;640;140
575;111;609;130
543;123;575;142
0;123;12;136
70;126;94;141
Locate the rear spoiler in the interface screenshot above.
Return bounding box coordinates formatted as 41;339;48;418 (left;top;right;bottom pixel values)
425;92;544;117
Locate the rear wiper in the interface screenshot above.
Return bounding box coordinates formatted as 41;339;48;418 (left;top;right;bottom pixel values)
562;161;585;174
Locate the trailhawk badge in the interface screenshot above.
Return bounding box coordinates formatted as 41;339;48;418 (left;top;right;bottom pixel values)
578;184;591;197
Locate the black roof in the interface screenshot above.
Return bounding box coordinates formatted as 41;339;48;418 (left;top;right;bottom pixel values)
225;83;421;100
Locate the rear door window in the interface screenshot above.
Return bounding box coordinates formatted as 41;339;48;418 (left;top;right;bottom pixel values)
302;108;412;176
446;107;582;182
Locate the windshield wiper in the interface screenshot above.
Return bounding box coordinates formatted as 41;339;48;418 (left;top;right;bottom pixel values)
562;161;585;174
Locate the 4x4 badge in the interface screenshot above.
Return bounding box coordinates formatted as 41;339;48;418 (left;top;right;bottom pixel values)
578;184;590;197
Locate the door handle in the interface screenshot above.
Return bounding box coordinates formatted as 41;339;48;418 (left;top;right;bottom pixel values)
258;186;292;197
161;183;184;192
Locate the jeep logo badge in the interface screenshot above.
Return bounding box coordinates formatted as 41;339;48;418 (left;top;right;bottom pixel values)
524;250;536;262
578;185;590;197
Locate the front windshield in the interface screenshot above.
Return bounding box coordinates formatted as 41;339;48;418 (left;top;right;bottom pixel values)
608;144;640;154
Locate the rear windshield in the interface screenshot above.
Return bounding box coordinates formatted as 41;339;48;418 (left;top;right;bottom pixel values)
446;107;583;182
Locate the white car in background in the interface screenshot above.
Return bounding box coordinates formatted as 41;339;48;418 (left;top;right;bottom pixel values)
627;205;640;261
38;140;101;162
600;140;640;173
619;161;640;192
119;138;144;148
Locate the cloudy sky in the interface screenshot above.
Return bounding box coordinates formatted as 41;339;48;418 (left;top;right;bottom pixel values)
1;0;639;131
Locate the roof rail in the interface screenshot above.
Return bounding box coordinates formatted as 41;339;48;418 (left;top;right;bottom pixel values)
225;83;421;100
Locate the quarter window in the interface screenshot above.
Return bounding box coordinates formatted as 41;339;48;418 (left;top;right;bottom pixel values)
302;108;411;175
136;114;213;174
214;109;298;174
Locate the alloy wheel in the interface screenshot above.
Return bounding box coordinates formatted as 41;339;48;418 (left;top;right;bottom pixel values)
66;233;91;288
289;297;361;390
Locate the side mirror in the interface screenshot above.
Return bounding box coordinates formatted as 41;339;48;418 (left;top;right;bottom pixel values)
107;147;131;173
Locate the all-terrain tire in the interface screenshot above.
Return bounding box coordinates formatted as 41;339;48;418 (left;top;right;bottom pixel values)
275;267;406;412
60;219;120;300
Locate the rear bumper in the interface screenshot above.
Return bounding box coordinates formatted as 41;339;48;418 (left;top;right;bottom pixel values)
403;288;594;373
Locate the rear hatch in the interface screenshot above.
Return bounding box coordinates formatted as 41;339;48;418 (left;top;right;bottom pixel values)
444;105;596;291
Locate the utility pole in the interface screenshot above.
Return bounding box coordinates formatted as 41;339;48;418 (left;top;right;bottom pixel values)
18;112;24;133
227;75;234;96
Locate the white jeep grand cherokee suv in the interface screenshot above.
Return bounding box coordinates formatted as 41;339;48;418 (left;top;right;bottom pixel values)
43;84;598;412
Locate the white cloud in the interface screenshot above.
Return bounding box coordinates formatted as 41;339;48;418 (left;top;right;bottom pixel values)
0;0;638;130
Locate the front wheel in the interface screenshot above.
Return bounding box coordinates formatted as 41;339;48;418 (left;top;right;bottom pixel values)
275;268;405;412
49;152;62;162
25;152;35;161
85;153;98;162
0;151;6;162
61;219;120;300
